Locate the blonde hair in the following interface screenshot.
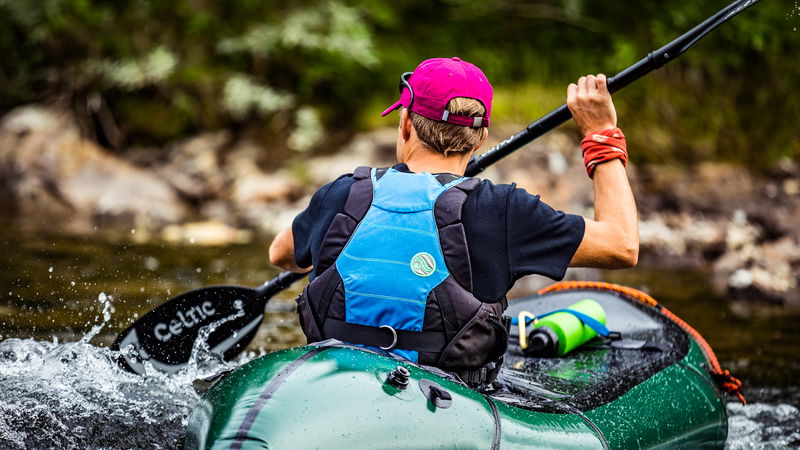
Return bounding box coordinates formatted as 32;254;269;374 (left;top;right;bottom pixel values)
409;97;486;157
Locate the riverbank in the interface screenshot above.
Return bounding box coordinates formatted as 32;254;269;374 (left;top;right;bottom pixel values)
2;104;798;307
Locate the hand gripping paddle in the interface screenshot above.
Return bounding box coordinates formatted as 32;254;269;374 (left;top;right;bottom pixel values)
111;271;306;375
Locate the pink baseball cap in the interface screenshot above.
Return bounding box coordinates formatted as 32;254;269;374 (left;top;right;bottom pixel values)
381;57;492;128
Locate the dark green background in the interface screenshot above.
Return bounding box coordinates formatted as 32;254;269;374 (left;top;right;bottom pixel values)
1;0;797;168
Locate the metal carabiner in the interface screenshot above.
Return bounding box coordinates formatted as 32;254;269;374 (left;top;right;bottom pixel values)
517;311;539;350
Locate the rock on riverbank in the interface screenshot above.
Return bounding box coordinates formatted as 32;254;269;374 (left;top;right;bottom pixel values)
634;163;800;307
0;106;187;232
1;105;797;306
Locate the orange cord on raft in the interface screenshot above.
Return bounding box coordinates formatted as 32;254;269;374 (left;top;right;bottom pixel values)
539;281;746;405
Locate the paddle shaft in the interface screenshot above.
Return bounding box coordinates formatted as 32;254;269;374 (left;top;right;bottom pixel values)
255;269;308;299
266;0;761;296
465;0;761;176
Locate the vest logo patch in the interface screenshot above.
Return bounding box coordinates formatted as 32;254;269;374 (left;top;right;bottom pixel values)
410;252;436;277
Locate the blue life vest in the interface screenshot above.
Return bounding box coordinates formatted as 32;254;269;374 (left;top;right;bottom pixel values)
296;167;508;375
337;167;470;361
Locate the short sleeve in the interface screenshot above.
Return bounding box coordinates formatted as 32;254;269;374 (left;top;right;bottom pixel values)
292;174;356;277
461;181;512;302
291;184;329;270
507;187;585;281
463;181;585;302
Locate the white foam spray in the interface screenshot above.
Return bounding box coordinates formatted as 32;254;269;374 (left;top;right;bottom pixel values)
80;292;116;344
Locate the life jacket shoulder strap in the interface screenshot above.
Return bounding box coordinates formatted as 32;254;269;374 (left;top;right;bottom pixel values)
343;175;373;221
434;177;480;291
352;166;372;180
315;167;374;274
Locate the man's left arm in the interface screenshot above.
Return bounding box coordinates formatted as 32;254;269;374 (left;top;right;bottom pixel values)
566;74;639;269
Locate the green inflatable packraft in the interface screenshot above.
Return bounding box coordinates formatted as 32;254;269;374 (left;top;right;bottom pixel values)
186;282;732;449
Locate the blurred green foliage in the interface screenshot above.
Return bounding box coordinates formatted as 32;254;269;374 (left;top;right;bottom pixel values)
0;0;797;168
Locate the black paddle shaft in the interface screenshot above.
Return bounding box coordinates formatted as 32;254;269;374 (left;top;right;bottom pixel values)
256;270;308;299
465;0;762;177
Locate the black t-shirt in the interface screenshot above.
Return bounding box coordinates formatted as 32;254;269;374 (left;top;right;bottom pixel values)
292;164;585;302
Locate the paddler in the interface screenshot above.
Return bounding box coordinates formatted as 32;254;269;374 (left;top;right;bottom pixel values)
269;57;638;385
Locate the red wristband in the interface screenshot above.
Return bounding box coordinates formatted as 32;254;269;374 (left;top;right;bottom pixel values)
580;128;627;178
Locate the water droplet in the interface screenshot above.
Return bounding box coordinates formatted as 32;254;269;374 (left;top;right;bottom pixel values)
196;268;202;273
70;281;76;286
48;266;54;273
131;228;136;234
144;256;160;271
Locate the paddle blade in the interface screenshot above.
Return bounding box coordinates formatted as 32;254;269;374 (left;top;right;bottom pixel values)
111;286;266;375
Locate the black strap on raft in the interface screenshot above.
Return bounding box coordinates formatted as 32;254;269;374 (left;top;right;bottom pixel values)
454;356;504;386
610;339;669;352
322;319;447;353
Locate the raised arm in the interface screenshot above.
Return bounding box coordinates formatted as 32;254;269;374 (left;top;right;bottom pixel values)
567;74;639;268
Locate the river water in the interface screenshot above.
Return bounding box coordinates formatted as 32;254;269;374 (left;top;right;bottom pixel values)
1;224;799;449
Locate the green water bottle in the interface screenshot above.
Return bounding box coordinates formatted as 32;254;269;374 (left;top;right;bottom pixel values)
524;299;607;357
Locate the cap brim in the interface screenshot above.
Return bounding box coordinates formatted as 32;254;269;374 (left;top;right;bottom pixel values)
380;100;403;117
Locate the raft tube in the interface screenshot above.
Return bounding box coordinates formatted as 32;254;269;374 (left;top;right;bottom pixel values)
186;283;729;449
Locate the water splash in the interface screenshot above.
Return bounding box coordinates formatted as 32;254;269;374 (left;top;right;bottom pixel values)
726;402;800;449
0;338;197;449
80;292;115;344
183;299;246;380
0;293;257;449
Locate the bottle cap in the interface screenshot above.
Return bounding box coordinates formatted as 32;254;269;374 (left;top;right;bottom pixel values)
523;327;559;357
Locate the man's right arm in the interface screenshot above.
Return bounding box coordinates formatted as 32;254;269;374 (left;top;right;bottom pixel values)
267;174;356;274
566;74;639;269
269;226;312;273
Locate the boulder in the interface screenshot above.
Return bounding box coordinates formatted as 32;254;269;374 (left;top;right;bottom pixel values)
304;128;396;187
161;221;252;246
0;105;188;232
634;163;757;215
711;235;800;307
157;131;231;201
